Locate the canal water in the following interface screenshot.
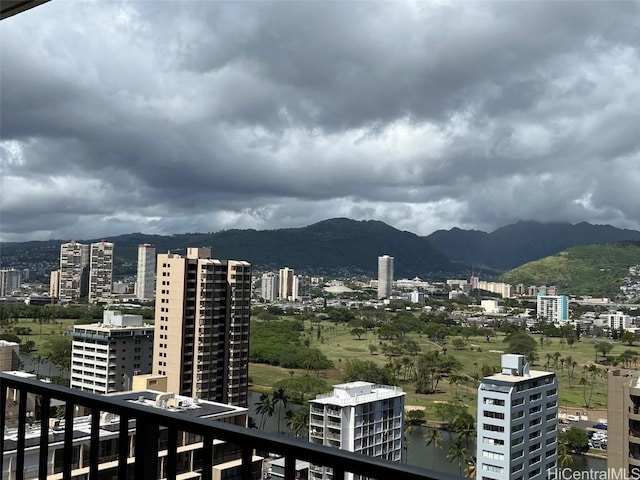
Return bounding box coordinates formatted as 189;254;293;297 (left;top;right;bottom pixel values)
247;392;607;477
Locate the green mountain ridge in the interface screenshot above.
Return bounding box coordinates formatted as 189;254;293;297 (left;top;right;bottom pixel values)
498;242;640;297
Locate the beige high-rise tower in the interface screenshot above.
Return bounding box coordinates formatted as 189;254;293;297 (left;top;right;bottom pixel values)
153;248;251;407
608;369;640;478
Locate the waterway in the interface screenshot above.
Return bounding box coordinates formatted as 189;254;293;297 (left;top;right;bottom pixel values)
247;392;607;477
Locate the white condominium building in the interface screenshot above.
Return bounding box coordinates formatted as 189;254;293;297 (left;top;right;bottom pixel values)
476;354;558;480
536;293;568;324
70;310;154;394
261;272;279;302
377;255;394;299
309;381;405;480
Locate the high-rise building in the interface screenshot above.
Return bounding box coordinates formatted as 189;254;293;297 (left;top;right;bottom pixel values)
70;310;154;394
377;255;394;299
308;381;405;480
89;241;114;303
608;369;640;478
536;293;568;324
476;354;558;480
153;248;251;406
260;272;279;302
292;274;310;301
135;243;156;301
0;269;22;297
49;270;60;299
278;267;294;301
59;241;90;302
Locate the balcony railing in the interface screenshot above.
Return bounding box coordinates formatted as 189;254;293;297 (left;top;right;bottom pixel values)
0;373;456;480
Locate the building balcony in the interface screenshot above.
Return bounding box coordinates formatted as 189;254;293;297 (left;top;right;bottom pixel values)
0;373;454;480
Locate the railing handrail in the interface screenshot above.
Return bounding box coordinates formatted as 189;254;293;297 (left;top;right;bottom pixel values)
0;373;457;480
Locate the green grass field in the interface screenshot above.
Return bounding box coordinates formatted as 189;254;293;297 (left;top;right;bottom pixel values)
2;318;76;354
249;320;630;419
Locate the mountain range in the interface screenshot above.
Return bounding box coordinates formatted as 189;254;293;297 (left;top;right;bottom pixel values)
3;219;640;280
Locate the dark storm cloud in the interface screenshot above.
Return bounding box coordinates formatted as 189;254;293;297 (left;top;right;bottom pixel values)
1;0;640;241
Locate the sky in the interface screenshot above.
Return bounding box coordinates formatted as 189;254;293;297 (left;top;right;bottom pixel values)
1;0;640;242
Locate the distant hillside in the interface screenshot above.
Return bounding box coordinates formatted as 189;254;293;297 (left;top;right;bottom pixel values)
427;221;640;271
498;242;640;297
0;218;454;279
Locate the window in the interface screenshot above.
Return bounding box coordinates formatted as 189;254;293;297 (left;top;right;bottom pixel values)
484;411;505;419
483;424;504;432
484;398;505;406
482;437;504;446
512;423;524;433
512;398;524;406
530;455;541;465
482;451;504;461
547;388;557;396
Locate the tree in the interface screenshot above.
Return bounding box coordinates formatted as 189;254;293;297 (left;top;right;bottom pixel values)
560;427;589;454
286;408;309;437
557;441;574;467
447;437;470;476
45;336;72;372
415;352;461;394
367;344;378;355
452;338;466;350
424;427;443;470
504;332;537;358
594;341;613;362
622;331;637;346
275;375;328;404
406;410;426;426
254;393;275;430
350;328;366;340
342;359;394;385
272;387;289;434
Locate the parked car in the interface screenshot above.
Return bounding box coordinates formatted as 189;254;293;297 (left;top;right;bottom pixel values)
593;423;608;430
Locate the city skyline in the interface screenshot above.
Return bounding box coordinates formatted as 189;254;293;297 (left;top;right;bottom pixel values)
2;2;640;242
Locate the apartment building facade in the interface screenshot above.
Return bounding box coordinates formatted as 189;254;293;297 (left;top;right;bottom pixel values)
70;310;154;394
89;241;114;303
260;272;279;302
536;293;568;324
476;354;558;480
278;267;294;301
58;241;90;302
136;243;156;301
309;381;405;480
153;248;251;406
608;369;640;478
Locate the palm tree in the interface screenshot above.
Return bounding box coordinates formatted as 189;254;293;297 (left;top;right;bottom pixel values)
447;437;469;476
558;441;574;467
424;427;443;470
272;387;289;434
254;393;275;430
286;408;310;437
454;412;476;450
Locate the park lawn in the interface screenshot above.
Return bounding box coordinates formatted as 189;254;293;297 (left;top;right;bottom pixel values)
7;318;76;353
250;321;627;419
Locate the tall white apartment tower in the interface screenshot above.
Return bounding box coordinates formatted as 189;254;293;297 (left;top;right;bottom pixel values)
278;267;294;301
536;293;568;324
476;354;558;480
136;243;156;301
377;255;394;299
153;248;251;406
70;310;154;394
59;241;90;301
89;241;114;303
309;382;405;480
260;272;279;302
